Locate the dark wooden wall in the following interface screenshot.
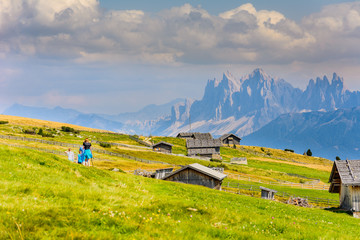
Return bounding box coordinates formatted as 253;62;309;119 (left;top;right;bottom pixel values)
153;144;172;153
165;168;222;190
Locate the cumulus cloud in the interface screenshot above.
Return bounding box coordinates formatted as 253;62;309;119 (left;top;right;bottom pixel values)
0;1;359;65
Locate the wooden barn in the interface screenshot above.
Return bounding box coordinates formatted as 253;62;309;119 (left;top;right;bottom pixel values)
152;141;173;154
219;133;241;146
177;132;213;140
186;139;222;159
329;160;360;212
162;163;227;190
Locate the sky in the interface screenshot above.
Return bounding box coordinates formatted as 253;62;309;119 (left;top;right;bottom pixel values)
1;0;360;114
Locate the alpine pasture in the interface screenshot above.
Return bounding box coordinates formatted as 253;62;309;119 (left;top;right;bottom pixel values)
0;115;359;239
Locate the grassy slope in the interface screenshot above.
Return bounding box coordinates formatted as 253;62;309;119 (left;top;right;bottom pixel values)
0;115;110;132
1;145;360;239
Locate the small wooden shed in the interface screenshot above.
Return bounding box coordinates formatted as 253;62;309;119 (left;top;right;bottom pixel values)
162;163;227;190
329;160;360;212
152;141;173;154
219;133;241;146
186;139;222;159
260;186;277;200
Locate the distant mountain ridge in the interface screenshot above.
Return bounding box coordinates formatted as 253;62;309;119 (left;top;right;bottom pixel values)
3;99;184;133
3;104;81;123
158;69;360;137
244;107;360;160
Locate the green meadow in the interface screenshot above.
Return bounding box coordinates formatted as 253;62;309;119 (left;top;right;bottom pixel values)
1;145;360;239
0;115;358;239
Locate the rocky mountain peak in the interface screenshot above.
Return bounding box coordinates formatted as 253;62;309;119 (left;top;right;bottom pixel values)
247;68;272;82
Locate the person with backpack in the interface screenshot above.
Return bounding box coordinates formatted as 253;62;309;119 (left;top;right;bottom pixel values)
83;138;92;166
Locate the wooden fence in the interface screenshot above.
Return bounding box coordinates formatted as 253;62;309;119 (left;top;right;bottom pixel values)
92;140;151;150
129;136;152;147
226;173;329;191
0;135;172;166
223;182;339;206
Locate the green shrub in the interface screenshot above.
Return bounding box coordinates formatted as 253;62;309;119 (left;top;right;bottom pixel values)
210;158;222;162
336;156;341;160
100;142;111;148
61;126;80;134
23;129;36;135
41;132;54;138
0;120;9;124
284;149;294;153
306;149;312;156
38;128;43;135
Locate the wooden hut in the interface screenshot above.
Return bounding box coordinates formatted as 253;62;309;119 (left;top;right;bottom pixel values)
260;186;277;200
219;133;241;145
162;163;227;190
152;141;173;154
177;132;213;140
186;139;222;159
329;160;360;212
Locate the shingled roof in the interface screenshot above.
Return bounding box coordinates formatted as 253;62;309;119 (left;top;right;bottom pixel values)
219;133;241;141
152;141;173;147
329;160;360;193
162;163;227;181
186;139;222;148
193;133;213;140
176;132;194;138
177;132;213;140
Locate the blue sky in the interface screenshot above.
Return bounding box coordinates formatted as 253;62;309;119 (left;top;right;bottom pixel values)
99;0;354;20
1;0;360;114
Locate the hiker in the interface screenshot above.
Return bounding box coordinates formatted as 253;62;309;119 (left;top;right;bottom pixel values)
64;148;75;163
78;145;85;165
83;138;92;166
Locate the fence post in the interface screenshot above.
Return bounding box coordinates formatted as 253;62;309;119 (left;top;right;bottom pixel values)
227;182;229;187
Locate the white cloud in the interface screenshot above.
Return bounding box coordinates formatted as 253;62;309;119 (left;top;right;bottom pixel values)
0;1;359;66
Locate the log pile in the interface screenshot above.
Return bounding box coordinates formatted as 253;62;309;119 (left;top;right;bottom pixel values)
287;197;312;208
134;169;153;178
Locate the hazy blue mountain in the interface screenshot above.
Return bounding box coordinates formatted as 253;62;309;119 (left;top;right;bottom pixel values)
67;114;124;132
3;104;81;123
299;73;360;111
100;98;184;122
2;99;184;134
243;107;360;160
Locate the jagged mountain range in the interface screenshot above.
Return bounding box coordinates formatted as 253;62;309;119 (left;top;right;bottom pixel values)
3;69;360;159
157;69;360;138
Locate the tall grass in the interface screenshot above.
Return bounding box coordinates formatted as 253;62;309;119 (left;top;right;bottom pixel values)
1;145;360;239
